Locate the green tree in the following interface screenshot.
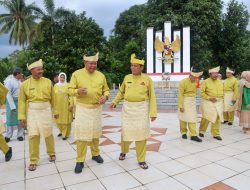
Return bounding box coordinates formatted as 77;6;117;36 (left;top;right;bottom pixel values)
35;0;68;45
14;11;106;81
217;0;250;76
0;0;42;46
113;4;146;51
0;58;15;82
145;0;186;30
111;0;225;78
174;0;223;72
111;5;146;83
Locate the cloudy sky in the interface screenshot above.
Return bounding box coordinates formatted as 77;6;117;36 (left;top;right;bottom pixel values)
0;0;249;58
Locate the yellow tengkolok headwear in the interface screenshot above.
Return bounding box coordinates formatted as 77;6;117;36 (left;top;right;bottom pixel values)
226;67;234;74
27;59;43;71
190;67;203;78
83;52;99;62
130;53;145;65
209;66;220;73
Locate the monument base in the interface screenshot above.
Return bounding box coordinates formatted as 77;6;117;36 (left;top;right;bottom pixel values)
147;72;190;82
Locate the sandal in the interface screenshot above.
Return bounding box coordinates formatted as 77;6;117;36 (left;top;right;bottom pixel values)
49;155;56;162
29;164;37;171
139;162;149;169
119;153;126;160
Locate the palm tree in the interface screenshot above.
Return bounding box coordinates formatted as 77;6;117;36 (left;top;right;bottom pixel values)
40;0;56;45
37;0;68;45
0;0;42;46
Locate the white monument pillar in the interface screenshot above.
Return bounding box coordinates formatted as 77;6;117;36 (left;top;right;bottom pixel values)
182;26;190;72
164;21;172;73
173;30;181;73
146;27;154;74
155;30;163;73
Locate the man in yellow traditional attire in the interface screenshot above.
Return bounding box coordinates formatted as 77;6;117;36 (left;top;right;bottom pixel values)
178;68;203;142
199;66;224;140
223;67;238;125
110;54;157;169
69;52;110;174
18;59;56;171
0;82;12;161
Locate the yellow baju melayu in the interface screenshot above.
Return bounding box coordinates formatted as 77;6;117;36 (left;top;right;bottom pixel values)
199;78;224;137
223;76;238;123
112;73;157;162
0;82;10;155
178;77;198;137
18;76;56;165
54;83;73;138
69;68;110;162
0;82;8;105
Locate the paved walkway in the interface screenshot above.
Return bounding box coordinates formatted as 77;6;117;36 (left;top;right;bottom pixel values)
0;109;250;190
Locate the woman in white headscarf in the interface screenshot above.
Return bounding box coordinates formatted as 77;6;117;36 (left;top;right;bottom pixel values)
54;72;74;140
237;71;250;133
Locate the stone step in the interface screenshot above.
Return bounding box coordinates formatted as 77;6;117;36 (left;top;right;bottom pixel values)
107;89;201;110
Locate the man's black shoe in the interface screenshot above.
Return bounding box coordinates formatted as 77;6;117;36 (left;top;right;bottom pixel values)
191;136;202;142
214;136;222;141
17;137;24;141
5;137;10;143
182;134;187;139
5;147;12;162
228;122;233;126
74;162;84;174
92;155;104;163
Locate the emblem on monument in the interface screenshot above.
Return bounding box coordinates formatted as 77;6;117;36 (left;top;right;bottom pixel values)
154;35;181;64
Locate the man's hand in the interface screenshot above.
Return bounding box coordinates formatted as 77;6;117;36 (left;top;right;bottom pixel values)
180;108;184;113
209;97;217;103
21;120;26;128
69;106;74;112
246;104;250;109
77;88;87;96
109;103;116;110
12;109;16;112
54;114;59;119
151;117;157;122
99;96;107;104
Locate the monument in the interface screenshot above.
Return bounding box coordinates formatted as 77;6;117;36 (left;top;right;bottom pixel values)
146;21;191;82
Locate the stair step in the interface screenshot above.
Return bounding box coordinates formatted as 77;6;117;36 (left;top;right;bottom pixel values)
107;89;201;110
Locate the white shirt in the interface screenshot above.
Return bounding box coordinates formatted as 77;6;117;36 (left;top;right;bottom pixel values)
4;76;21;110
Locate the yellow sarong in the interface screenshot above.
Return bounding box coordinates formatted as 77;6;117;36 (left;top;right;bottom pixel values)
74;103;102;141
200;98;224;123
178;97;197;123
27;102;53;138
224;92;237;112
122;101;150;141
